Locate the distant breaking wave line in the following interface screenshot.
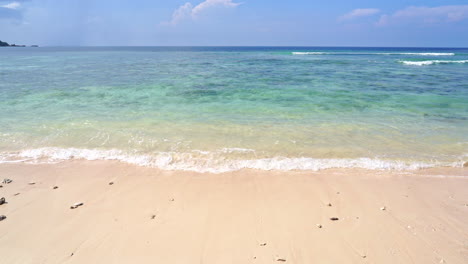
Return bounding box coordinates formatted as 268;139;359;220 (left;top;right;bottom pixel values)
377;53;455;56
292;52;328;55
292;52;455;56
399;60;468;66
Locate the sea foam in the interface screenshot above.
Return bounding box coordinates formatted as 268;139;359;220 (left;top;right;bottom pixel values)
0;147;463;173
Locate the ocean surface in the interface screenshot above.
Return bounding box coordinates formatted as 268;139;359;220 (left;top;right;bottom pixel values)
0;47;467;172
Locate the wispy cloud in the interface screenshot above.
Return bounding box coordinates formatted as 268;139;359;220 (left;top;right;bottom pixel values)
1;1;21;9
162;0;241;26
0;1;22;20
377;5;468;26
339;8;380;21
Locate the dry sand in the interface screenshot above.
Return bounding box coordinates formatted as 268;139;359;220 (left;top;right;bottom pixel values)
0;161;467;263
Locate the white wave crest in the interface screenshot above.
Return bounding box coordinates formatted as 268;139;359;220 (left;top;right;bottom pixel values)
292;52;456;56
379;53;455;56
0;147;462;173
292;52;327;55
399;60;468;66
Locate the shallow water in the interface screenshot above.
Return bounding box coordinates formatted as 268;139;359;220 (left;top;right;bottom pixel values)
0;47;467;172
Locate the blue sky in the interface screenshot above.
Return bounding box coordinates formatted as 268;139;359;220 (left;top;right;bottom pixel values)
1;0;468;46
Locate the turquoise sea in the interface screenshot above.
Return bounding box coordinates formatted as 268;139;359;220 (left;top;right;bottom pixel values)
0;47;467;172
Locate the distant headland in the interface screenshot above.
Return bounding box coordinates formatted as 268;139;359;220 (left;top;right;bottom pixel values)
0;40;38;47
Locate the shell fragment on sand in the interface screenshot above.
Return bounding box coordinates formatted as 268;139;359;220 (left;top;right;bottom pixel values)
2;179;12;184
70;202;84;209
0;215;6;221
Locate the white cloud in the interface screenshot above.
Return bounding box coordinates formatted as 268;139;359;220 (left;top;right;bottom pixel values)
377;5;468;26
1;2;21;10
163;0;241;25
339;8;380;21
192;0;240;16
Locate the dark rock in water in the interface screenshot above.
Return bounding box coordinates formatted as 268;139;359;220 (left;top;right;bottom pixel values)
0;197;5;205
330;217;339;221
0;215;6;221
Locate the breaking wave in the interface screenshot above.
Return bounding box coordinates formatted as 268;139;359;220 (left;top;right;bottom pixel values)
378;53;455;56
292;52;456;56
292;52;327;55
0;147;464;173
399;60;468;66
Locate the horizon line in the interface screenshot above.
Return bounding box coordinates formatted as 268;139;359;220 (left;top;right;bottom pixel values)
20;45;468;49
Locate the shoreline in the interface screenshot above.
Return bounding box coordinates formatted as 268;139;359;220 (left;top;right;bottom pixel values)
1;147;466;173
1;160;467;263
